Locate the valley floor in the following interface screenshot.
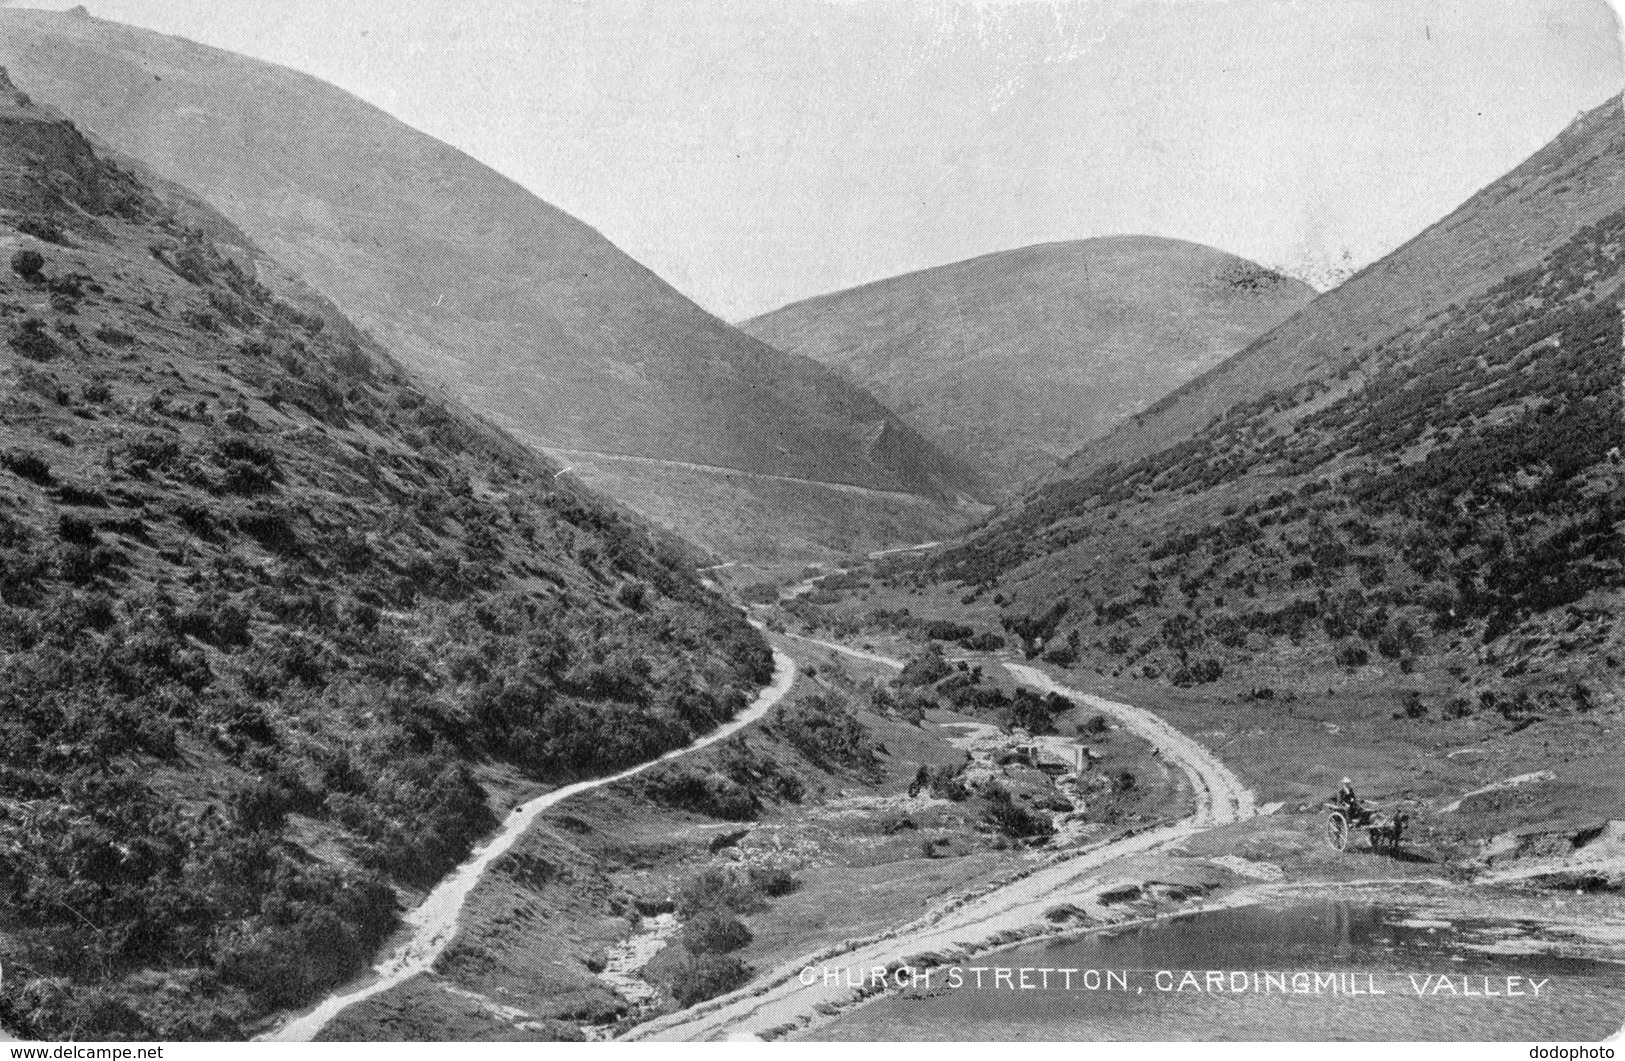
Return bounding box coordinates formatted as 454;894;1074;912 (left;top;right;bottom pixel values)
630;636;1625;1042
265;603;1625;1043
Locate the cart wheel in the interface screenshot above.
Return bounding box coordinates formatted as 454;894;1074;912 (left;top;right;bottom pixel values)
1326;812;1349;852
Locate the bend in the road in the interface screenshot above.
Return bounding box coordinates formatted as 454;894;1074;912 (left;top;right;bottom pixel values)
628;635;1256;1041
1005;663;1254;825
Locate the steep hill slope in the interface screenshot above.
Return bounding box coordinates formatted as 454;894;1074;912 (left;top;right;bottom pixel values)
1060;98;1625;481
0;67;770;1040
742;237;1313;486
0;7;983;558
926;94;1625;709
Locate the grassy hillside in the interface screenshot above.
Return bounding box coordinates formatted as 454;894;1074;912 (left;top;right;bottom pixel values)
0;67;770;1040
0;7;984;558
742;237;1313;487
923;95;1625;713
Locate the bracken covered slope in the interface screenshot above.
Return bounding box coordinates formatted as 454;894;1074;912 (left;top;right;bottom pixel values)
742;237;1313;487
926;94;1624;710
0;7;984;556
0;67;770;1040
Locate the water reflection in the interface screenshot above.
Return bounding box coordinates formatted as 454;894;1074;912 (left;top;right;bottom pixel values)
813;899;1625;1041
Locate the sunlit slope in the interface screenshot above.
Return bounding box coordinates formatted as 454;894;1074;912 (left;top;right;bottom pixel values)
743;237;1313;487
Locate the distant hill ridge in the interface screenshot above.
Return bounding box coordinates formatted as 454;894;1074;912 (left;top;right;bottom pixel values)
1062;98;1625;480
0;7;984;558
742;235;1314;487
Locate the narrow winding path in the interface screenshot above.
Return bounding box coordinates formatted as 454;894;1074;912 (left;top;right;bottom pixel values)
261;646;797;1042
263;623;1252;1043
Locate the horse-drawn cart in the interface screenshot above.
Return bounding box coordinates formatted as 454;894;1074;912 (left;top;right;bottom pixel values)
1324;803;1409;854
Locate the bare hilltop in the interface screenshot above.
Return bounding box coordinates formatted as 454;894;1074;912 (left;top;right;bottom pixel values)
743;236;1314;487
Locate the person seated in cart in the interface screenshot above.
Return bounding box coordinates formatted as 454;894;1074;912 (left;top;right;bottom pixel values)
1332;777;1372;826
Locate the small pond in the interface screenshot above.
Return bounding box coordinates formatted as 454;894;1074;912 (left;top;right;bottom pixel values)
813;898;1625;1040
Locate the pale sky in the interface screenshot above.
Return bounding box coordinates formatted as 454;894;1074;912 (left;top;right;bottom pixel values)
9;0;1624;318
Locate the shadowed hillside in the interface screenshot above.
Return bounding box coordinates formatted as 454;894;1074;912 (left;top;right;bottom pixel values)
0;66;770;1040
742;237;1313;487
0;7;984;559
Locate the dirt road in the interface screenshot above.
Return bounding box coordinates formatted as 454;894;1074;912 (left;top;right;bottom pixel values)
260;646;797;1043
783;629;907;669
865;541;941;559
539;446;933;502
627;639;1255;1041
786;634;1250;825
1005;663;1254;825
